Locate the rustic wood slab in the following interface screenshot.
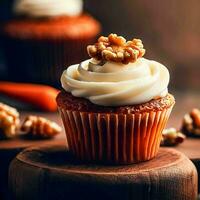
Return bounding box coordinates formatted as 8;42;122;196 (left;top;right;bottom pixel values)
9;145;197;200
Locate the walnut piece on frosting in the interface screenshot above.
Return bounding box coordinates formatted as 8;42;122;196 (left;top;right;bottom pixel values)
0;102;20;138
87;33;145;64
181;108;200;137
21;115;62;139
161;128;186;146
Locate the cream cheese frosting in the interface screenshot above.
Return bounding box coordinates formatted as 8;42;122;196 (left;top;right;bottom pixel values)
14;0;83;17
61;58;170;106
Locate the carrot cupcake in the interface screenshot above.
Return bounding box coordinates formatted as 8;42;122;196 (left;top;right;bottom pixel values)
57;34;175;164
2;0;101;86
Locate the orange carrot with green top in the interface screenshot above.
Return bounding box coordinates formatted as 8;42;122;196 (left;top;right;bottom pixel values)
0;82;59;112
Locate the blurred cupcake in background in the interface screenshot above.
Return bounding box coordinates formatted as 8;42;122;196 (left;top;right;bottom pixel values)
2;0;101;86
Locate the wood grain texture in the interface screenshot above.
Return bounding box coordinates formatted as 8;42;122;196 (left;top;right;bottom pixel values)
9;145;198;200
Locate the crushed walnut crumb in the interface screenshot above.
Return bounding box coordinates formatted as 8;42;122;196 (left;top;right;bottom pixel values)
161;128;186;146
181;108;200;137
21;115;62;139
0;103;20;138
87;33;145;64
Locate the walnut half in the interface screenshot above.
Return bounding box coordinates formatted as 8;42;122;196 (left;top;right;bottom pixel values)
0;102;20;138
87;33;145;64
161;128;186;146
181;108;200;137
21;115;62;139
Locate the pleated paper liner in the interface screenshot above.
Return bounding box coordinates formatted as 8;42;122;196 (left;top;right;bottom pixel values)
3;36;96;87
59;105;174;165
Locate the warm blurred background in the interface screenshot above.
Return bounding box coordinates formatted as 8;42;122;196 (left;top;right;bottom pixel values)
1;0;200;91
85;0;200;92
0;0;200;124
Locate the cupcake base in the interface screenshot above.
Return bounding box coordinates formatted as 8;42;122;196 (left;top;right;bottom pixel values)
57;92;175;164
59;108;173;164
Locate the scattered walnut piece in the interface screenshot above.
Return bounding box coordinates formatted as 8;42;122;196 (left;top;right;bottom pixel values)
181;108;200;137
87;33;145;64
21;115;62;139
0;103;20;138
161;128;186;146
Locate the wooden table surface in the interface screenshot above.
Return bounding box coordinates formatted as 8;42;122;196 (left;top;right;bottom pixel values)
0;111;66;149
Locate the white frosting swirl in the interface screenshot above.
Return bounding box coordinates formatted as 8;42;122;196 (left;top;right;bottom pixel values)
61;58;169;106
14;0;83;17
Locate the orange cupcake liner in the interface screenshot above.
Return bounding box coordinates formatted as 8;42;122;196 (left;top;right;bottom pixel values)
59;106;173;164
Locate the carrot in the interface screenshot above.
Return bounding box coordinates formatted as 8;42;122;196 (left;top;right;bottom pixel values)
0;82;60;112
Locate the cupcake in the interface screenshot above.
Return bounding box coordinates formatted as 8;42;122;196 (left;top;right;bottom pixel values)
57;34;175;164
2;0;101;86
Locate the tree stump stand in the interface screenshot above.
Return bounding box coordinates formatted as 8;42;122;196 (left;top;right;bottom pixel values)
9;145;198;200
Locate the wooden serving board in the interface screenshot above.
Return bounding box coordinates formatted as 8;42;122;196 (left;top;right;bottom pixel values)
9;145;197;200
